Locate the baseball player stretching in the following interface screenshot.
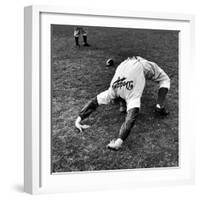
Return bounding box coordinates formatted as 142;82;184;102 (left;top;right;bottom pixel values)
75;56;170;150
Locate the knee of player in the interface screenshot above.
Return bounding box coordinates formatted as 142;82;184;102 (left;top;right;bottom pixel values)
166;75;170;82
166;76;171;89
160;76;171;90
168;76;171;83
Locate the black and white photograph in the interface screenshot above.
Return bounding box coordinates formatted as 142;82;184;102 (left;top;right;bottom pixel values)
51;24;179;173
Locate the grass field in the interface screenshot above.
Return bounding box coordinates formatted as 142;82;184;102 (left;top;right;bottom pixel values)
51;25;179;173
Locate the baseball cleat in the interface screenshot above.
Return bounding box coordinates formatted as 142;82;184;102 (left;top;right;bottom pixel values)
107;139;122;151
154;107;169;116
83;43;90;47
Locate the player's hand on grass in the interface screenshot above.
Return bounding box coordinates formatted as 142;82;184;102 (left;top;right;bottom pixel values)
75;116;90;132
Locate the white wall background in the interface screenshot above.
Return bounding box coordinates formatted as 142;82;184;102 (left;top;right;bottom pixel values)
0;0;199;199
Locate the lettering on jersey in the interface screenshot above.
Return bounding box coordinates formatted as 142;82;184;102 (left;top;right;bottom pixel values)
112;77;134;90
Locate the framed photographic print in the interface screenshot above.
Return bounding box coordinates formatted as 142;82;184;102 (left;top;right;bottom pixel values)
24;5;195;194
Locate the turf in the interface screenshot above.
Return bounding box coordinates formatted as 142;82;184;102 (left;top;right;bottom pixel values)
51;25;179;173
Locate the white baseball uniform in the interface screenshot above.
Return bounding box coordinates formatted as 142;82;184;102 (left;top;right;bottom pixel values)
97;56;170;111
74;27;87;37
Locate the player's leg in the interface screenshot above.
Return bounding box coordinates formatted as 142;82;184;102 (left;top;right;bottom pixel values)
155;77;170;116
155;87;169;116
145;60;171;116
74;28;80;47
74;36;80;47
157;87;168;107
82;29;90;46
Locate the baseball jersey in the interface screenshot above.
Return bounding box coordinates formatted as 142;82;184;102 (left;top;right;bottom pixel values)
97;56;170;111
74;27;87;37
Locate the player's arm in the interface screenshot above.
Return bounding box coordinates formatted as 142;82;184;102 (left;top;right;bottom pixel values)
75;88;115;132
119;107;139;140
75;97;99;132
107;107;139;150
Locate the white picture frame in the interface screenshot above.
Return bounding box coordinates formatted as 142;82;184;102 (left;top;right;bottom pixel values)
24;5;195;194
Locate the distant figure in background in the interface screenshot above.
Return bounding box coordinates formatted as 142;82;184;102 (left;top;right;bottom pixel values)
74;27;90;47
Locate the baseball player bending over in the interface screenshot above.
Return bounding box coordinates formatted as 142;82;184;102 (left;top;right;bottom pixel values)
75;56;170;150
